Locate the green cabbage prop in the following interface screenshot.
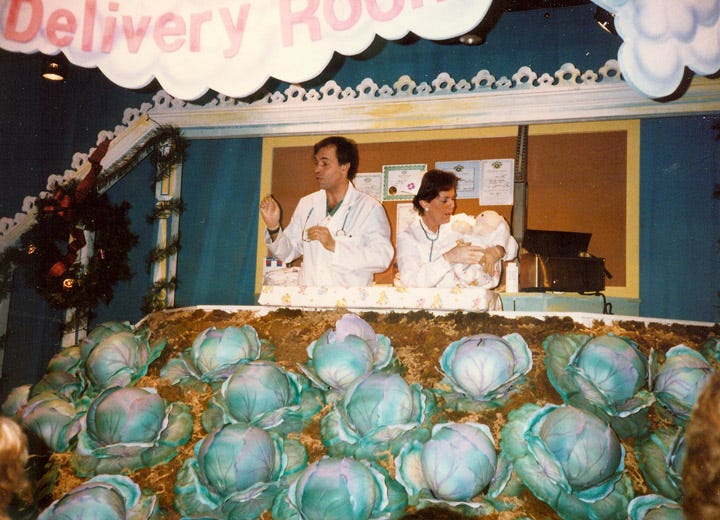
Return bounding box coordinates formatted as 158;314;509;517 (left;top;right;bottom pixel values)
543;333;654;438
272;456;407;520
174;422;306;518
501;403;634;520
79;321;135;359
38;474;160;519
82;327;165;392
20;391;83;452
634;427;685;502
649;344;713;426
1;384;30;417
202;360;324;434
438;332;532;410
28;370;83;402
395;422;512;514
46;345;83;375
627;494;683;520
321;371;435;460
161;325;266;385
72;386;193;476
298;314;394;400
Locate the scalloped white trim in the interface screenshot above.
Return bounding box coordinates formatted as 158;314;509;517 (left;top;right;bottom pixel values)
1;60;719;250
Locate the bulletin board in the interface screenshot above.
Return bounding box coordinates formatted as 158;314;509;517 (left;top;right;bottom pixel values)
260;122;637;294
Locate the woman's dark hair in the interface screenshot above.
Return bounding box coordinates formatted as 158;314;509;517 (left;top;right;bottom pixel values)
412;169;458;214
313;136;360;181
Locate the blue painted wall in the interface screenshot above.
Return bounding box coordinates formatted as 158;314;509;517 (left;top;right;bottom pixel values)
1;5;719;398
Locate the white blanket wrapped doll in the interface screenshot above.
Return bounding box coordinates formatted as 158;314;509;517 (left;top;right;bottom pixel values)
450;211;519;288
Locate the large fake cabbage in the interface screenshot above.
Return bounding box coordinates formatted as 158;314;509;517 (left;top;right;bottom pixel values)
202;360;323;434
395;422;512;514
321;371;434;460
161;325;266;385
635;427;685;502
272;456;406;520
20;391;83;452
38;474;160;519
174;422;306;519
438;332;532;409
79;321;135;359
82;327;165;392
298;314;394;399
649;344;713;426
501;403;635;520
72;386;193;476
627;494;683;520
544;333;654;438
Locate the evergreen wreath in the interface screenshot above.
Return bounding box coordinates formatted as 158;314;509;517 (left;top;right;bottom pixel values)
12;181;138;316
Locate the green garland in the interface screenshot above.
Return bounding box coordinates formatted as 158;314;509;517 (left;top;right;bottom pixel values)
141;277;178;315
145;236;182;273
148;125;190;182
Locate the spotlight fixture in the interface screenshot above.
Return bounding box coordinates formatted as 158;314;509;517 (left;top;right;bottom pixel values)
459;32;485;46
42;58;65;81
594;7;616;35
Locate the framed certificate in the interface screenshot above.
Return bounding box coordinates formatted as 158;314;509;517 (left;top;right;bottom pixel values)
435;160;481;199
382;163;426;201
354;172;383;201
480;159;514;205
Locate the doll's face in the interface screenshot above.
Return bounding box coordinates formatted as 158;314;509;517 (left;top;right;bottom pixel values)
474;210;502;235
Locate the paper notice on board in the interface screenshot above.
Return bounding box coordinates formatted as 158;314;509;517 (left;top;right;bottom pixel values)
480;159;514;205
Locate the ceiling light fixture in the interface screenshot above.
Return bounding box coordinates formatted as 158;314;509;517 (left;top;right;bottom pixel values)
42;58;65;81
459;33;485;46
594;7;616;35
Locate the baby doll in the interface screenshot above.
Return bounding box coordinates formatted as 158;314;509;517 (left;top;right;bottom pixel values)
449;210;518;288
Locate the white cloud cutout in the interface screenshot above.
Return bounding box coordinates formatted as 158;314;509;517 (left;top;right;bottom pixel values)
0;0;493;100
594;0;720;98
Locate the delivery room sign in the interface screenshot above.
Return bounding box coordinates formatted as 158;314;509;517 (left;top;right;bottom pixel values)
0;0;493;100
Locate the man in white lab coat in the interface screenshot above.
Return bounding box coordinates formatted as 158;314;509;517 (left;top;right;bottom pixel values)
260;136;393;287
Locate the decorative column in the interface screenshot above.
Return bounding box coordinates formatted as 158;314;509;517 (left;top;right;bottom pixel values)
143;127;188;315
61;228;94;347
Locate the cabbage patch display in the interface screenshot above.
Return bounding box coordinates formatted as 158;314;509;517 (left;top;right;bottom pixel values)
2;310;717;519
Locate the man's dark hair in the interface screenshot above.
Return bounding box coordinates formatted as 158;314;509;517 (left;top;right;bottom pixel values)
412;169;459;214
314;136;360;181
